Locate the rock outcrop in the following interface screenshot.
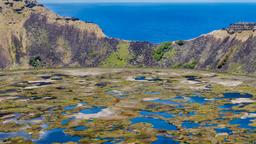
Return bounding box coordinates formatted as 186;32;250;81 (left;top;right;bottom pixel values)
0;0;256;75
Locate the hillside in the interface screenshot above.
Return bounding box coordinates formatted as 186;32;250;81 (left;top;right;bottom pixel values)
0;0;156;69
0;0;256;75
161;29;256;75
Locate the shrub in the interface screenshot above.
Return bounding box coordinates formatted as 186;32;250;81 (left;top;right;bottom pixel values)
29;56;42;68
175;40;185;46
153;42;173;61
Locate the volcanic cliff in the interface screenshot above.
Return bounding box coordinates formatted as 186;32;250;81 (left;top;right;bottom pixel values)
1;0;256;75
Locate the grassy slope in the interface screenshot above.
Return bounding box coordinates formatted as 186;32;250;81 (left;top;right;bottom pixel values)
101;41;131;67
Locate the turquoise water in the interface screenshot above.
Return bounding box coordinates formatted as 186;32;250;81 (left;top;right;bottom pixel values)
43;3;256;43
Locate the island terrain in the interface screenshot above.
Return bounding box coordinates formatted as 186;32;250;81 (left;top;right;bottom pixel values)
0;0;255;144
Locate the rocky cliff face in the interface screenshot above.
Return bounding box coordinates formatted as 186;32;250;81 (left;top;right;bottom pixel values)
162;30;256;75
0;0;157;69
0;0;117;69
0;0;256;75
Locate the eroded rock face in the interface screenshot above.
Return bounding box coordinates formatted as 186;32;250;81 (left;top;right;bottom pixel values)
163;30;256;74
1;0;256;75
23;13;119;67
129;42;157;67
0;0;157;69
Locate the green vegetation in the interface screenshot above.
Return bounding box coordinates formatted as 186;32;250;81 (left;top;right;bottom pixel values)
163;48;176;59
228;63;244;74
183;59;197;69
29;56;42;68
153;42;173;61
175;40;185;46
217;45;240;69
217;55;228;69
102;41;131;67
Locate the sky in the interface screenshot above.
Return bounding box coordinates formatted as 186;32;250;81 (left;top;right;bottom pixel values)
40;0;256;3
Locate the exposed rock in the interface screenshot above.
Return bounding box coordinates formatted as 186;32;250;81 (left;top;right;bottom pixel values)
226;22;256;34
0;0;256;76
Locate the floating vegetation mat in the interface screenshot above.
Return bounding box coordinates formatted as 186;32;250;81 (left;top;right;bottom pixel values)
0;68;255;143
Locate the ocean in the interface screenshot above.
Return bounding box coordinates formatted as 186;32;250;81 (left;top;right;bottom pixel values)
44;3;256;43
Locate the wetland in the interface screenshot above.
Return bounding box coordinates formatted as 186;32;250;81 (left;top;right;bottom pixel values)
0;68;255;144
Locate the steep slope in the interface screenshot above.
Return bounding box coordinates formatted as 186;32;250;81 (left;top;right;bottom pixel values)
0;0;156;69
0;0;116;69
160;30;256;74
0;0;256;75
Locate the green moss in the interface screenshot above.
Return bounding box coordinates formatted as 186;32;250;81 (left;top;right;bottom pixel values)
153;42;173;61
101;41;131;67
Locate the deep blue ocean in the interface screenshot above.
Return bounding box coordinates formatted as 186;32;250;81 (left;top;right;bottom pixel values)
44;3;256;43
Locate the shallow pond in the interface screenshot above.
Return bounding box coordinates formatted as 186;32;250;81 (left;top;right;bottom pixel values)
182;120;200;129
185;75;201;82
35;128;80;144
64;105;77;111
188;96;208;105
215;127;233;135
144;92;161;95
152;135;179;144
223;92;253;99
134;76;161;82
61;117;75;126
80;107;105;114
131;117;177;130
229;118;256;130
0;131;31;140
219;103;240;109
73;126;87;131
